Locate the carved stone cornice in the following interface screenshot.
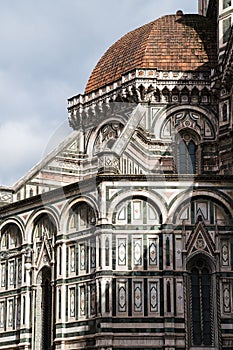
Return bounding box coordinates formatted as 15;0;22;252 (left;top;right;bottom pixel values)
68;69;212;130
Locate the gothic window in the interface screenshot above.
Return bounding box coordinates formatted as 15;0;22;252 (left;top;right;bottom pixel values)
223;0;231;9
178;139;197;174
223;17;232;43
68;203;95;232
189;258;213;346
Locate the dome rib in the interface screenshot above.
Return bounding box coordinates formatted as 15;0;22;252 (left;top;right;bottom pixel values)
85;14;217;94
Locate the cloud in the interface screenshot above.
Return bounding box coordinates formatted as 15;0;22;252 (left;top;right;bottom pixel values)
0;0;197;186
0;120;44;185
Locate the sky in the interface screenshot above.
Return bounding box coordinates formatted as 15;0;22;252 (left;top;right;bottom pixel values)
0;0;198;186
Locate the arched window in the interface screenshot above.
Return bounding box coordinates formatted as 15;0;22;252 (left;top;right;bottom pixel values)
189;258;213;346
68;203;95;232
178;139;197;174
1;224;22;250
33;214;56;240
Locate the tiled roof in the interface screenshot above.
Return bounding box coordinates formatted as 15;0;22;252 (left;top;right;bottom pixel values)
85;14;217;94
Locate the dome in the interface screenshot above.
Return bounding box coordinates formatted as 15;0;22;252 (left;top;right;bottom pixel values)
85;14;217;94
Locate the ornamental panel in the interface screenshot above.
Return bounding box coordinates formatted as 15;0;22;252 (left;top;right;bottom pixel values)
90;283;96;316
118;238;127;266
223;282;232;313
80;244;86;271
133;282;143;312
149;281;158;313
148;238;158;266
133;238;142;266
69;246;75;273
80;286;85;316
221;241;230;266
69;288;75;317
118;281;127;312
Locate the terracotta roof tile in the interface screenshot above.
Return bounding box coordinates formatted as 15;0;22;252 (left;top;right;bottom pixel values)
85;14;217;94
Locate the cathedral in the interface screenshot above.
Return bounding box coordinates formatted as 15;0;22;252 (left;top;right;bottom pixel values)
0;0;233;349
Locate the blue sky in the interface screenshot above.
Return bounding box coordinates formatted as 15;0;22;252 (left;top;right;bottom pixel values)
0;0;198;186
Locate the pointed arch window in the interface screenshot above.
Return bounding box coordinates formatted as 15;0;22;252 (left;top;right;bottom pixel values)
189;258;213;346
178;139;197;174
